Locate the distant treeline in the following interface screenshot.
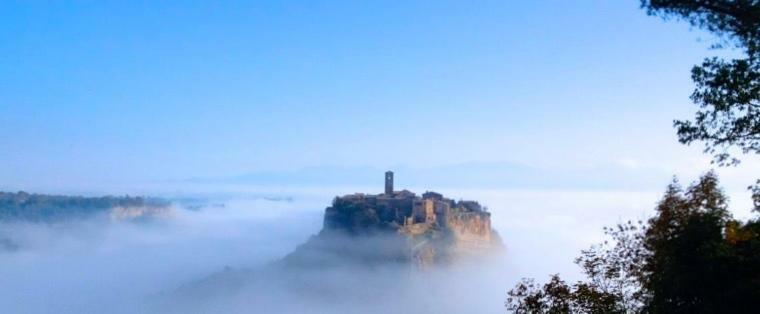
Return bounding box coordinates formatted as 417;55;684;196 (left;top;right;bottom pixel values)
0;191;169;222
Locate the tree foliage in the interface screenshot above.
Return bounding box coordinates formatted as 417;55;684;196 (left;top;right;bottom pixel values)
640;0;760;166
641;0;760;207
505;3;760;312
641;1;759;53
506;172;760;313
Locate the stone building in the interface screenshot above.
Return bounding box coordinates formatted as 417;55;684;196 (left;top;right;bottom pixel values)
385;171;394;195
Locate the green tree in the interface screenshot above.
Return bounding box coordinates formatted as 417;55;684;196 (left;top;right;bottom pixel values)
506;172;760;313
640;172;733;313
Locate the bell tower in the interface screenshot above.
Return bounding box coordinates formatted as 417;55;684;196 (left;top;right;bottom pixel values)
385;171;394;195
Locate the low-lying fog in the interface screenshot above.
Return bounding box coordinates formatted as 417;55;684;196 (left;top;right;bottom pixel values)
1;185;754;313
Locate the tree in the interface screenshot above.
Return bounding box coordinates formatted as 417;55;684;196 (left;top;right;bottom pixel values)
506;275;622;314
506;172;760;313
505;220;642;313
639;172;733;313
641;0;759;165
640;1;760;209
641;1;759;54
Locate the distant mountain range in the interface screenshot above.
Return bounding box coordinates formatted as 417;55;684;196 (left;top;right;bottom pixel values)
186;162;673;190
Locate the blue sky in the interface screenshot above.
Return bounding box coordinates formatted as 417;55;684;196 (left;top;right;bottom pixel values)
0;1;752;190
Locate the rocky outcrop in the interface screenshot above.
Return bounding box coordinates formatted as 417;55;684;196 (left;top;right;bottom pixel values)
283;188;502;269
172;182;505;310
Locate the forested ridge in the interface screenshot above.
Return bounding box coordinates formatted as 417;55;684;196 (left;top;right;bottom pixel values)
0;191;169;222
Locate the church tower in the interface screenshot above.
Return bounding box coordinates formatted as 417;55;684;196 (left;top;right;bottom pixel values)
385;171;394;195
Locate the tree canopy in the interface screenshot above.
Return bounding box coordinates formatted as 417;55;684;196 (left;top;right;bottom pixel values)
505;2;760;312
642;0;760;209
506;172;760;313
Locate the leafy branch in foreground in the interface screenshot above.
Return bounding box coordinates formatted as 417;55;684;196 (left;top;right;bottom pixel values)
641;0;760;208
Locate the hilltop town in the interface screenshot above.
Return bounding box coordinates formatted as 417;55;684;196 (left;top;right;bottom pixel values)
283;171;502;268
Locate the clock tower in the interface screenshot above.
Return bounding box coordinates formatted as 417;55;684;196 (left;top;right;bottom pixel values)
384;171;394;195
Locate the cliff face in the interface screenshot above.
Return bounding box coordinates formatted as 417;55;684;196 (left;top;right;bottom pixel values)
284;189;502;269
447;212;496;256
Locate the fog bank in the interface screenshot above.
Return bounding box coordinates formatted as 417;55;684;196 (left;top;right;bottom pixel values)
1;184;753;313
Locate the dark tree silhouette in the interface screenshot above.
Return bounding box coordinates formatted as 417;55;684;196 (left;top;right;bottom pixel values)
506;172;760;313
642;0;759;163
505;3;760;312
641;1;760;209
